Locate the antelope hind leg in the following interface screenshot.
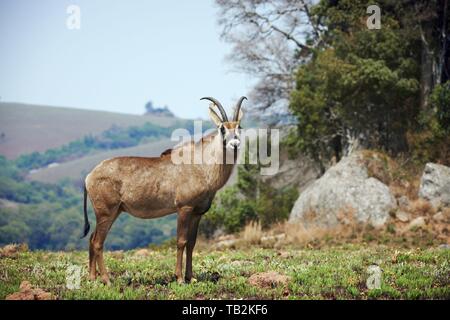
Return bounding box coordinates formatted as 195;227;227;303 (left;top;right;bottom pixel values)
88;232;97;280
90;210;119;285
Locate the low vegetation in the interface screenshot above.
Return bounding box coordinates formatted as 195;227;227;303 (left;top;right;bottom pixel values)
0;243;448;300
199;162;299;237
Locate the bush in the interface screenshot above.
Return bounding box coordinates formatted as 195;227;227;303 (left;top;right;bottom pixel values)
199;182;298;237
430;81;450;133
255;185;298;228
200;187;257;237
409;82;450;166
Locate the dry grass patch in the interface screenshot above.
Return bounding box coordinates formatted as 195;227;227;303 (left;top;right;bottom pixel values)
242;221;263;245
248;271;291;288
408;199;436;216
0;243;28;258
360;150;396;185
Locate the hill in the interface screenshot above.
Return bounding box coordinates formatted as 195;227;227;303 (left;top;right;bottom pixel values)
0;244;449;299
0;102;179;159
27;138;176;184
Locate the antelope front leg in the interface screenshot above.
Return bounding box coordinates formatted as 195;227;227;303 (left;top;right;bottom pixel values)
185;214;202;282
175;207;192;283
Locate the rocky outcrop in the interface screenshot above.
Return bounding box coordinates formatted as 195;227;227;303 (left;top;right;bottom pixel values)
289;152;397;228
419;163;450;208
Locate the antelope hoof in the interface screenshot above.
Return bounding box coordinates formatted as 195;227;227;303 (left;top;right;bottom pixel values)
101;275;111;286
185;277;197;284
177;277;185;284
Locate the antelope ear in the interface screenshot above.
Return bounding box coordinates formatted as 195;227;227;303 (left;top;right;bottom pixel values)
209;106;223;127
236;108;244;123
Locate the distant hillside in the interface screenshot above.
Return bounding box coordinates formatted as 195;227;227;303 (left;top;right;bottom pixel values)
0;102;179;159
27;139;175;184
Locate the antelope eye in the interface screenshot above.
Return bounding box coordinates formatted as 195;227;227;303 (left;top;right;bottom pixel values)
220;126;225;136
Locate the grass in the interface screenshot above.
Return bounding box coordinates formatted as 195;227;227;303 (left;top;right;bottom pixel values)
1;244;449;300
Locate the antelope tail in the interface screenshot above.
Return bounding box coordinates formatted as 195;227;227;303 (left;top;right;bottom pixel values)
81;184;90;239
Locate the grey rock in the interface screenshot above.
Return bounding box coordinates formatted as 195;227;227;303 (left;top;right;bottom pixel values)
397;196;410;208
433;211;445;221
261;234;286;244
419;163;450;208
215;239;237;249
395;210;410;222
289;152;397;228
406;216;426;230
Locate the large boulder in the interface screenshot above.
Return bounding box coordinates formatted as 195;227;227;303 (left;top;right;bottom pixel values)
419;163;450;208
289;152;397;228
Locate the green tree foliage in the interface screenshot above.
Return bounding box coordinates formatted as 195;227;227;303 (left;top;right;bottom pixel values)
255;184;298;228
288;0;423;170
0;156;76;204
199;186;257;237
15;122;174;170
410;81;450;165
430;81;450;133
0;201;176;250
0;156;176;250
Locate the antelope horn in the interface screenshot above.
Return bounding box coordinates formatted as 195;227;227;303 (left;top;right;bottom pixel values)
233;96;247;121
200;97;228;122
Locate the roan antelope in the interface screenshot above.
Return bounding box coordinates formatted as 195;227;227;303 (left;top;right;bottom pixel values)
81;96;246;284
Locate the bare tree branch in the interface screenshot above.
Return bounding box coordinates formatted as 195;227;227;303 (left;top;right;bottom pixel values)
215;0;321;119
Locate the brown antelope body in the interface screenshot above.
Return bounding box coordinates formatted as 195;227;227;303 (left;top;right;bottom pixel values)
82;97;246;284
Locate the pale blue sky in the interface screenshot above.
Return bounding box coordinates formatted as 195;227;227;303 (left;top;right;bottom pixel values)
0;0;252;119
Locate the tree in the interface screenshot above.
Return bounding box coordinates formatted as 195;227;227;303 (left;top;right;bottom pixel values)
145;101;155;113
411;0;450;108
216;0;322;121
144;100;174;117
217;0;448;168
286;0;449;170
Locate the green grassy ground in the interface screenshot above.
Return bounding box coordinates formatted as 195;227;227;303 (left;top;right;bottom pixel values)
1;244;449;300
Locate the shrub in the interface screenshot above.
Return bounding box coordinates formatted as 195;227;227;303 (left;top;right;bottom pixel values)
199;183;298;237
408;83;450;166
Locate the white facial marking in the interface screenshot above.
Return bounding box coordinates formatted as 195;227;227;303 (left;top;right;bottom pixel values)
221;126;241;150
227;139;240;150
